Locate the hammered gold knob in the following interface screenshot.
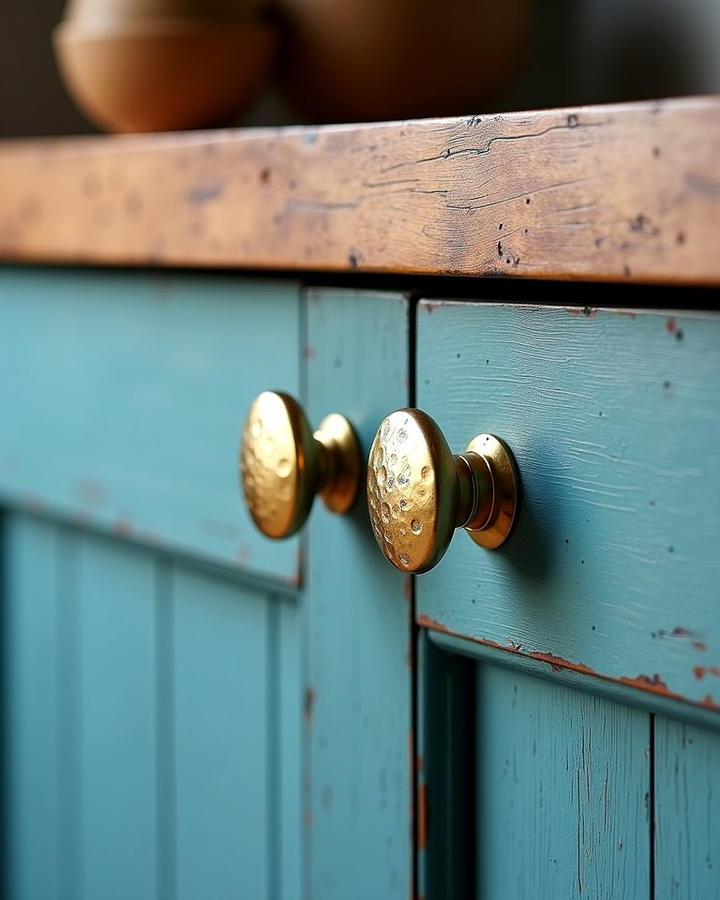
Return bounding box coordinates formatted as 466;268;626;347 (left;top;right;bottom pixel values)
367;409;519;573
240;391;361;539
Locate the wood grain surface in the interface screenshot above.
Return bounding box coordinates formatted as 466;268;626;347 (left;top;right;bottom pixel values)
0;97;718;284
654;716;720;898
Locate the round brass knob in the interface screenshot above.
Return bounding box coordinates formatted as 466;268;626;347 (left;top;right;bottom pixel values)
240;391;361;539
367;409;519;573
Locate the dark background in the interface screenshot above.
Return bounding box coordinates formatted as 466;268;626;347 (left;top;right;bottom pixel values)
2;0;719;138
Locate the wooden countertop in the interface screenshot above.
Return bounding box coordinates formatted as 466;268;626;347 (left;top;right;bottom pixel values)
0;96;719;285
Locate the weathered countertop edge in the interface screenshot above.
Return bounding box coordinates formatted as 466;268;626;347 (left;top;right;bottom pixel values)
0;96;719;285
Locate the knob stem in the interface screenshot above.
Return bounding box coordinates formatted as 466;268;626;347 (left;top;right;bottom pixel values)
313;413;362;515
454;452;495;530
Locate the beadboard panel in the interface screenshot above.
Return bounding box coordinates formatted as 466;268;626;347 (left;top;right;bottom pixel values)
654;717;720;898
417;302;720;711
0;268;301;582
4;514;61;900
76;534;158;900
4;513;301;900
475;664;650;899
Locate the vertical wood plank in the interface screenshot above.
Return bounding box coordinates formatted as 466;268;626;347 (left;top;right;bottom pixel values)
57;528;81;900
655;717;720;898
305;289;411;898
277;597;302;900
476;665;650;899
172;565;270;900
5;514;60;900
155;559;175;900
76;533;157;900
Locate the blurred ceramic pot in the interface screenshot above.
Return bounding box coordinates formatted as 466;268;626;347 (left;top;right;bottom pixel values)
276;0;533;123
53;0;277;132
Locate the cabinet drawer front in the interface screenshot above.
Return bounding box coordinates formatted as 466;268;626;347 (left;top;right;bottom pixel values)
417;301;720;710
0;268;301;582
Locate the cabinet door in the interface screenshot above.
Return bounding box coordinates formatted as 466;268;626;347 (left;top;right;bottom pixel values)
1;272;412;900
416;300;720;898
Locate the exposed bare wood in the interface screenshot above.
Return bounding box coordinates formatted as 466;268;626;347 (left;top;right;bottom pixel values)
0;97;718;284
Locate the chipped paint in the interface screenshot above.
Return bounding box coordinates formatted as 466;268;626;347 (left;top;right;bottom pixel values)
112;518;132;537
417;783;428;851
417;613;720;712
693;666;720;680
657;627;708;652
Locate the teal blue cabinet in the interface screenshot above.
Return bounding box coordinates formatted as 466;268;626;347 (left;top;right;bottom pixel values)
3;271;719;899
1;272;412;899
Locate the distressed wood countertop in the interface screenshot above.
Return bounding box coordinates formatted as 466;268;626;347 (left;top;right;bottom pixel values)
0;96;719;285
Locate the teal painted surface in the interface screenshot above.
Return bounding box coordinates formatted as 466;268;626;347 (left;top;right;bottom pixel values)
0;268;301;581
77;535;157;899
5;515;60;900
4;513;301;899
277;598;302;900
431;629;720;731
655;716;720;898
475;663;650;898
417;302;720;708
304;289;412;898
173;566;267;900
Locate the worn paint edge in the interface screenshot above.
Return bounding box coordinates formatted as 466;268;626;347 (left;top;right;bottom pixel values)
420;615;720;727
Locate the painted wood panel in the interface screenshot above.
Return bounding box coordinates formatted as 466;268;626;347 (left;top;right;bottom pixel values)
304;289;412;898
417;302;720;711
0;267;300;581
4;514;301;900
475;664;650;899
5;514;60;900
76;534;158;900
173;565;269;900
655;717;720;898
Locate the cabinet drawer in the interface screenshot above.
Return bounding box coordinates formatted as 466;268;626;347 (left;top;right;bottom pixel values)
0;268;301;582
417;300;720;710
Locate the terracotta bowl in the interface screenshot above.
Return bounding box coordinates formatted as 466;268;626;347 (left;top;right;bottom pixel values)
54;18;276;132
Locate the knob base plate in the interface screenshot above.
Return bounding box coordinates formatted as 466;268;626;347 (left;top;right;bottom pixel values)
464;433;519;550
